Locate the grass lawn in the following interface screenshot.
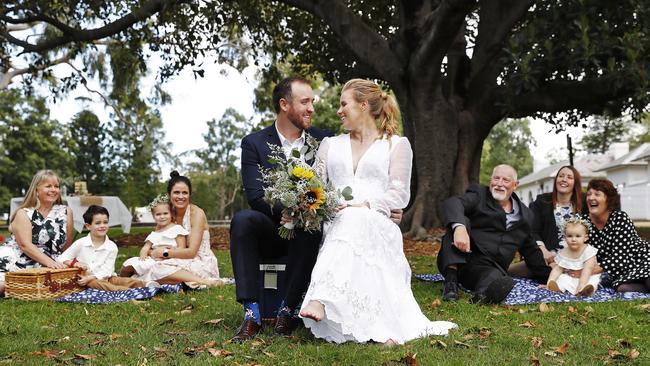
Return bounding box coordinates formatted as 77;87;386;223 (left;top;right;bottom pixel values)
1;227;649;365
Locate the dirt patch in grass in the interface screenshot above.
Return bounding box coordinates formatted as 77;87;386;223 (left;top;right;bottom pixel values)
114;227;445;256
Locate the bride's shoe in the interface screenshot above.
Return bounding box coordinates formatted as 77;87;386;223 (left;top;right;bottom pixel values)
299;300;325;321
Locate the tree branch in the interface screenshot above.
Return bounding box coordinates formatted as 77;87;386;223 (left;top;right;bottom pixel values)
277;0;405;85
0;0;183;54
506;74;638;117
0;53;72;89
466;0;533;105
412;0;476;81
64;61;128;124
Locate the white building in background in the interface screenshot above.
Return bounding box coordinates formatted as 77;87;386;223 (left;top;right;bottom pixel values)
517;142;650;220
594;143;650;220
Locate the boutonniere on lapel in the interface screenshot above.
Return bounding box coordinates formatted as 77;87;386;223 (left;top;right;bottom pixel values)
259;133;353;239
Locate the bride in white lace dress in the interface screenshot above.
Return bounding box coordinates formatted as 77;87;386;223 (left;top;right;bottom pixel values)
299;79;457;344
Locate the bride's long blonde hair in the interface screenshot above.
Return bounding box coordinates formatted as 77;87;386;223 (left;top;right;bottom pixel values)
341;79;401;138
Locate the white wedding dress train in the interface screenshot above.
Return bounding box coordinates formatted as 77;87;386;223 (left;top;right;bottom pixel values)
300;134;457;344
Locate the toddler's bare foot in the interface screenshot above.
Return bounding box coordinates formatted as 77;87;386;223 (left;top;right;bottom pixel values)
299;300;325;321
576;284;595;297
547;280;561;292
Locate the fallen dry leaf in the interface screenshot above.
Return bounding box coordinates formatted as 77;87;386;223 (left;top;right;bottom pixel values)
608;349;625;360
431;339;447;348
206;348;232;357
628;349;640;360
554;343;569;355
30;350;58;358
262;351;275;358
453;340;470;348
479;328;492;339
544;351;557;357
110;333;123;341
396;352;418;366
567;306;576;313
176;309;192;315
530;353;540;366
531;337;543;348
153;347;167;353
637;304;650;312
539;303;551;313
430;298;442;308
74;354;96;360
203;341;217;348
518;321;535;328
203;319;224;326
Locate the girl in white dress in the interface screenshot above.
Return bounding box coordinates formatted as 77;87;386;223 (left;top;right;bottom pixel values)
546;215;600;296
299;79;457;345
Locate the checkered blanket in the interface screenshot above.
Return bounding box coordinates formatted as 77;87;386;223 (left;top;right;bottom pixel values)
416;274;650;305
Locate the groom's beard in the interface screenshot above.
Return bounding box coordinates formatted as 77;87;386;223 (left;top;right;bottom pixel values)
287;109;312;130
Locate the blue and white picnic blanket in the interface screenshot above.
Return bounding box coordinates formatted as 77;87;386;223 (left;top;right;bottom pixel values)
56;284;183;304
416;274;650;305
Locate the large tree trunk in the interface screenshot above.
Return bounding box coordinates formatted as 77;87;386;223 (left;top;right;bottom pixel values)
403;84;460;238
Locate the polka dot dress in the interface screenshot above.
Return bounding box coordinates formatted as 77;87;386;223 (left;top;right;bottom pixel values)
586;211;650;288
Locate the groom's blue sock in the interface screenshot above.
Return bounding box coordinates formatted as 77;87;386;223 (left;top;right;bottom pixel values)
243;301;261;325
277;299;295;318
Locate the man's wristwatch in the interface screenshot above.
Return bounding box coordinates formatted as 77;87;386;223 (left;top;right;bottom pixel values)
163;249;170;258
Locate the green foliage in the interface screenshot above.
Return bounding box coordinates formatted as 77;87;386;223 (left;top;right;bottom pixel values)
187;108;252;219
0;89;75;213
67;110;107;194
579;115;631;154
480;119;534;184
629;115;650;149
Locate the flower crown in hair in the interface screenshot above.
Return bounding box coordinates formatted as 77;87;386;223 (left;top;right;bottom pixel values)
561;215;591;234
148;194;170;210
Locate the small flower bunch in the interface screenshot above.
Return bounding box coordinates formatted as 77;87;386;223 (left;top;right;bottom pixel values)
148;193;170;211
260;134;353;239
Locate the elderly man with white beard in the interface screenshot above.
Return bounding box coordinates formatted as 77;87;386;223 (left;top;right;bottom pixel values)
436;164;551;304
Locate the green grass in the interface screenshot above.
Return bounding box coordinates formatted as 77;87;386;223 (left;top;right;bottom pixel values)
1;248;649;365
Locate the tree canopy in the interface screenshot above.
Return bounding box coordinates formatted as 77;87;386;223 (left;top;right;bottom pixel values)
3;0;650;231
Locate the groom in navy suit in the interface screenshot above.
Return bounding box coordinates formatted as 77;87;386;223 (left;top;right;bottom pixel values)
229;76;332;341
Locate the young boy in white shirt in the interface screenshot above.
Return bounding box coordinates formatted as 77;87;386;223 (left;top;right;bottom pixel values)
58;205;150;291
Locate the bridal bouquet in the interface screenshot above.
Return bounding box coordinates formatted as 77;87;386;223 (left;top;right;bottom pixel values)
260;134;353;239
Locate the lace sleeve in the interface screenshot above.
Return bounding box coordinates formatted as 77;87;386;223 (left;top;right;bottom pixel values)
313;137;330;182
369;137;413;216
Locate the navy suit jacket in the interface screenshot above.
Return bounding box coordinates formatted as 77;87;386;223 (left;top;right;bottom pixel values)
240;123;332;223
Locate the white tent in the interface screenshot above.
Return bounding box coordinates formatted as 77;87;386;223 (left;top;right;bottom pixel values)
10;196;132;233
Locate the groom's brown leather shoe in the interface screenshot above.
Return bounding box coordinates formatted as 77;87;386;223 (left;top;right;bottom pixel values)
231;320;262;342
274;315;299;336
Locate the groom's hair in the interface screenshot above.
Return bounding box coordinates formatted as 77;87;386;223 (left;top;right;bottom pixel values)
272;76;311;113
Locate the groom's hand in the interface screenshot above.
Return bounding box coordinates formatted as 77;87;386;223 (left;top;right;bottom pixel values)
389;209;402;224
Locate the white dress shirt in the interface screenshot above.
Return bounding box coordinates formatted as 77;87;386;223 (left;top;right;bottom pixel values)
275;122;306;158
57;234;118;280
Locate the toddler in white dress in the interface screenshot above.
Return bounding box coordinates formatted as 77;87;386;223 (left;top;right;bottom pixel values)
122;195;188;281
546;215;600;296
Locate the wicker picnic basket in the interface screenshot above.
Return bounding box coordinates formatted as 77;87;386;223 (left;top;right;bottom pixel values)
5;267;82;300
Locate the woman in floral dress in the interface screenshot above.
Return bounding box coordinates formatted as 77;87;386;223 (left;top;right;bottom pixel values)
0;170;74;296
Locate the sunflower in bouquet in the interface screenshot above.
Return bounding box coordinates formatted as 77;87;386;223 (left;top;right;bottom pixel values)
260;134;352;239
